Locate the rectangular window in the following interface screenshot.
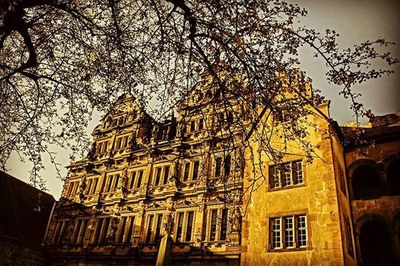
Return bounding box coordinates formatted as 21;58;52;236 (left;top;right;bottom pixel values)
116;217;126;243
190;120;196;132
270;214;308;250
269;160;304;189
185;211;194;242
176;212;184;242
76;219;88;245
271;218;282;249
112;174;120;191
154;214;163;243
192;161;199;180
128;171;136;190
155;167;162;186
146;215;154;243
293;161;303;184
183;162;190;181
93;218;110;245
220;208;228;240
224;156;231;177
136;170;143;188
210;209;218;241
124;216;135;244
163;165;170;185
199;119;204;130
104;175;112;192
175;211;195;243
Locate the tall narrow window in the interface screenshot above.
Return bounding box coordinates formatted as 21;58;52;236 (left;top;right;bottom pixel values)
136;170;143;188
293;161;303;184
220;208;228;240
199;119;204;130
76;220;87;245
271;218;282;249
183;162;190;181
282;163;292;186
284;217;294;248
297;215;307;247
176;212;184;242
104;175;112;192
91;178;98;194
210;209;218;241
215;158;222;177
185;211;194;242
192;161;199;180
112;174;120;191
224;156;231;177
154;214;163;243
146;215;154;243
190;120;196;132
163;166;170;185
129;171;136;190
125;216;134;244
155;167;162;186
117;217;126;243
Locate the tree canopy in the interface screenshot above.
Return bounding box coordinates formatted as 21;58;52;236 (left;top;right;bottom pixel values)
1;0;398;189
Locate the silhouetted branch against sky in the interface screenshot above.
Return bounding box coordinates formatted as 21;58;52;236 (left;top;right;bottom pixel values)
1;0;398;193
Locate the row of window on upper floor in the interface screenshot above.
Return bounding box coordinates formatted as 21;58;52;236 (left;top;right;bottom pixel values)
50;207;229;247
66;159;305;199
66;155;236;198
94;111;239;154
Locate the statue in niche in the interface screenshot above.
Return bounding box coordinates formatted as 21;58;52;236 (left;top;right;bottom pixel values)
162;203;174;236
62;222;74;245
106;218;119;243
78;181;86;202
230;206;242;232
119;170;128;197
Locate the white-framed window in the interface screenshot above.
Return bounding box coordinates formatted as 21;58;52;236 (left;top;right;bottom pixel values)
153;164;171;186
270;214;308;250
269;160;304;189
128;169;144;190
174;210;195;242
207;208;228;241
145;213;164;243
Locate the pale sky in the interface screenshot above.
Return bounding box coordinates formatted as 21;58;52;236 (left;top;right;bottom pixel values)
6;0;400;198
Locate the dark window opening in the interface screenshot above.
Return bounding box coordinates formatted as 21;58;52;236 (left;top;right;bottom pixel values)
352;165;383;200
359;219;396;264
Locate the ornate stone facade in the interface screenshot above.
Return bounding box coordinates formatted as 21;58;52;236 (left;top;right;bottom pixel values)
45;90;246;265
44;87;400;265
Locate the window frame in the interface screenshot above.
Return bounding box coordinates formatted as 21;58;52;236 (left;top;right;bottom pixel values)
269;214;308;251
269;160;305;190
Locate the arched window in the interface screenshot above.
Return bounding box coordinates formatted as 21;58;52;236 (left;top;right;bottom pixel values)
359;216;397;265
387;159;400;195
352;164;383;200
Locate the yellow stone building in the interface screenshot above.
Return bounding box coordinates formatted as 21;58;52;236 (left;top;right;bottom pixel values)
43;84;400;265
